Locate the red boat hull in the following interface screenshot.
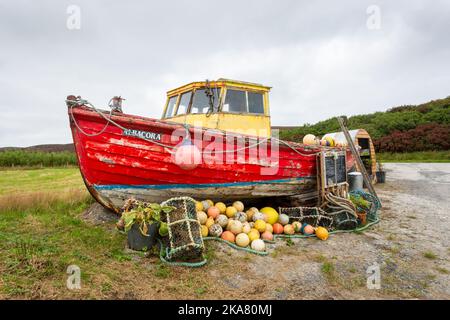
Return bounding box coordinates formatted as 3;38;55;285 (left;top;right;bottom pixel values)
69;105;354;212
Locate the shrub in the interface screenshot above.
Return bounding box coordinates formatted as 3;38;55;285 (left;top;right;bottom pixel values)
279;96;450;153
373;123;450;153
0;151;77;167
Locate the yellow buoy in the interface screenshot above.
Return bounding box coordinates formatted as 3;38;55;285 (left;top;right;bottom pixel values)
254;220;266;233
248;228;260;242
324;136;335;147
200;225;209;237
215;202;227;214
260;207;279;225
205;217;215;228
195;201;204;212
315;227;329;240
225;206;237;218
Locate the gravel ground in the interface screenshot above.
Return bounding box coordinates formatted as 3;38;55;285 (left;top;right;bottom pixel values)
202;163;450;300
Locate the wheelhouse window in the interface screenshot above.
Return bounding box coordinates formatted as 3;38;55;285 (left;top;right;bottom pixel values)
165;96;178;118
223;89;265;114
248;92;264;114
190;88;220;114
175;91;192;115
223;89;246;113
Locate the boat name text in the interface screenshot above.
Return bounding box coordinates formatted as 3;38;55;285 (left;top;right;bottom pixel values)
123;129;161;141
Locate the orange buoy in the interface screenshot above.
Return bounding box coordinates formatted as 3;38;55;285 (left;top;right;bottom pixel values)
272;223;284;234
221;231;235;243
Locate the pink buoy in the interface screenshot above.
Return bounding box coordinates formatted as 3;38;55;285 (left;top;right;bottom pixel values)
173;139;202;170
303;224;315;235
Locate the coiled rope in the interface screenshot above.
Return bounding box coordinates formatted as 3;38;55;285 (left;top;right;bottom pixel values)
322;192;358;219
66;97;320;157
68;98;179;149
157;238;208;268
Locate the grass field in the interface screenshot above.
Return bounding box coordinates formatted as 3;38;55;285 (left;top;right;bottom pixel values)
0;167;86;211
377;150;450;163
0;167;84;196
0;168;219;299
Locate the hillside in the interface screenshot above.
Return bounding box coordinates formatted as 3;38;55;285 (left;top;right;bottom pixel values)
278;96;450;153
0;143;74;153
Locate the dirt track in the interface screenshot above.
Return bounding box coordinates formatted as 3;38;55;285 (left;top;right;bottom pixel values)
192;163;450;299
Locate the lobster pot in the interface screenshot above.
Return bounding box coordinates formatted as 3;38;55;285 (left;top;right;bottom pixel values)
279;207;333;230
280;204;359;231
161;197;204;261
349;190;381;222
325;210;358;230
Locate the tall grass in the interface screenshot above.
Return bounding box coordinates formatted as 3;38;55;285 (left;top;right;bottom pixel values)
0;151;77;167
0;189;90;212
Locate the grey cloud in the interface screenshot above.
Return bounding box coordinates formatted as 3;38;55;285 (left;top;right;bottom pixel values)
0;0;449;146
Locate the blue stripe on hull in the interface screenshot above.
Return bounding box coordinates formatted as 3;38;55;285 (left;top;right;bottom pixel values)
93;176;315;191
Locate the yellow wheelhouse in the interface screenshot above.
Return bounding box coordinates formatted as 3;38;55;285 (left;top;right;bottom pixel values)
161;79;272;138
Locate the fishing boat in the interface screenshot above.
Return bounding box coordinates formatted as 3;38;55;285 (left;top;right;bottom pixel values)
67;79;355;213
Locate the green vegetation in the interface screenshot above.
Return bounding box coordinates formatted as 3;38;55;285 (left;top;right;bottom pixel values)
279;96;450;141
0;150;77;167
285;238;295;247
0;193;215;298
0;167;84;198
423;251;438;260
0;168;216;299
117;199;174;239
377;151;450;162
321;261;335;274
435;267;449;274
279;96;450;156
195;285;208;295
154;263;171;279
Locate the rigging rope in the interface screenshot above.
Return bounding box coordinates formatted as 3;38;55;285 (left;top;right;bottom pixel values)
69;102;112;137
67;97;321;157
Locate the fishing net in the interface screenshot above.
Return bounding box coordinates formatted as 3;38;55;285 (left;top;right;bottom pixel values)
321;193;359;230
279;206;334;229
323;209;358;230
160;197;204;262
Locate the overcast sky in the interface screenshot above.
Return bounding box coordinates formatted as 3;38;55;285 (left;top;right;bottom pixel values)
0;0;449;147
